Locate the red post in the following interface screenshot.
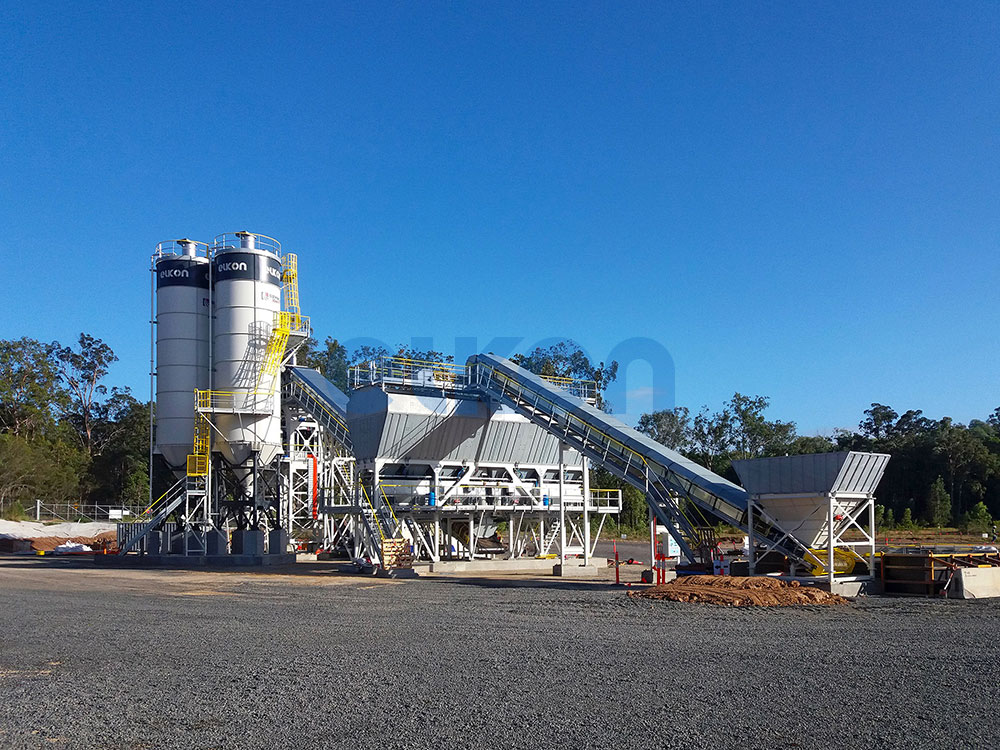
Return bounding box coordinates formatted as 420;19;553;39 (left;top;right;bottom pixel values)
614;539;620;585
309;453;318;520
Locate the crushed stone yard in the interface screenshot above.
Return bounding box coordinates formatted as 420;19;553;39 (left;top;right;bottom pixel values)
1;557;998;749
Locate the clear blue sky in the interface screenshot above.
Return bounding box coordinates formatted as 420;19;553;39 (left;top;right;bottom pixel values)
1;2;998;434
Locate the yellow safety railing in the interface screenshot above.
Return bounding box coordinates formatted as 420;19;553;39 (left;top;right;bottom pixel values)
282;254;301;331
186;412;211;476
187;454;209;477
379;484;400;526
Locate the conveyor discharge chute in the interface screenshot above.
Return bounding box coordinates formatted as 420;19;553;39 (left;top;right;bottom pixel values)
468;353;818;568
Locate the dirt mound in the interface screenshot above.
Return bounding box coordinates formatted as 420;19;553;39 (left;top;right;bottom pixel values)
31;531;117;553
628;575;850;607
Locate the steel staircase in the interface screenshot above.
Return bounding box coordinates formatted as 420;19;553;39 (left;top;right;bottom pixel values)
539;520;562;555
120;402;212;555
469;353;817;569
118;478;187;554
356;483;406;569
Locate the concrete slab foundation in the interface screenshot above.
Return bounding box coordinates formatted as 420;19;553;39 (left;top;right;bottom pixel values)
813;578;882;597
231;530;265;556
553;560;606;578
268;529;288;555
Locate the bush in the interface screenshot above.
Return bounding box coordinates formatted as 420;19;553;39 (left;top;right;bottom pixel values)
897;507;919;531
960;502;993;534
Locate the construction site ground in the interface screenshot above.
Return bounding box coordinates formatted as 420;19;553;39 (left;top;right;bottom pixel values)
1;556;998;749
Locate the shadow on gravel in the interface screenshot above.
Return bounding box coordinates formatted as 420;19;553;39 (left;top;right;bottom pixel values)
418;574;622;592
0;556;625;593
0;556;100;570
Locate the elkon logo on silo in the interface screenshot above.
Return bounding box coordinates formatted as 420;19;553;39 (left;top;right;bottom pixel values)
160;268;189;279
217;261;248;272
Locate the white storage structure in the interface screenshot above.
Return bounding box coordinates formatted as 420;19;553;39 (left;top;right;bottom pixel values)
210;231;285;467
152;239;211;472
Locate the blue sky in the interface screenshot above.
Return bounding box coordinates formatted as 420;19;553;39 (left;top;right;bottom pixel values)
1;2;998;434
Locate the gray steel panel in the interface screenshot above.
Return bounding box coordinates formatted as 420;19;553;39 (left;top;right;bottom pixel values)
732;451;889;497
832;452;890;495
346;386;582;466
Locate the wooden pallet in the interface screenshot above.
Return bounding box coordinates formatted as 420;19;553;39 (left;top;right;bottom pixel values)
381;538;414;569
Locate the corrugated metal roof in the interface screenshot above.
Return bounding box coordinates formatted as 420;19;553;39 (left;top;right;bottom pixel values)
732;451;890;497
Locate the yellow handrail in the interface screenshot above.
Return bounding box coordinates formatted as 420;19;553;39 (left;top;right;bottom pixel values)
360;483;386;541
378;484;400;525
139;478;184;517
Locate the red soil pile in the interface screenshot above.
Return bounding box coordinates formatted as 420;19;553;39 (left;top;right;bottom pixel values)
628;575;850;607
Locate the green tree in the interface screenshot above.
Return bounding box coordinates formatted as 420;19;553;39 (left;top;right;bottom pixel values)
859;403;899;441
56;333;119;456
690;406;733;475
962;502;993;534
0;338;67;439
726;393;797;461
88;395;150;507
935;418;995;517
988;407;1000;429
786;435;836;454
512;340;618;410
637;406;691;451
0;434;85;516
300;336;351;392
898;507;918;530
925;476;952;527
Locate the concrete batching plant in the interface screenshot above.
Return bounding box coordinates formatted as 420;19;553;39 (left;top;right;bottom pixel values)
121;232;888;586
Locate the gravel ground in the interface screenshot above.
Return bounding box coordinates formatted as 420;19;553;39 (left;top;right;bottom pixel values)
1;557;999;750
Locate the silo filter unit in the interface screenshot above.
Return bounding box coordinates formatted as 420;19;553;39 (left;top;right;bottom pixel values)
153;240;211;472
211;232;284;467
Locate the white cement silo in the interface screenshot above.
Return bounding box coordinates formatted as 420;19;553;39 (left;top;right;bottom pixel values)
210;231;284;467
153;239;211;471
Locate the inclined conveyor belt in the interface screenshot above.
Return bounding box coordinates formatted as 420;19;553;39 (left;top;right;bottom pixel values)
285;367;353;452
468;353;815;567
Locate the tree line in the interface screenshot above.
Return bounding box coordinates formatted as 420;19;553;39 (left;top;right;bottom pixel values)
3;332;997;535
0;335;149;517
